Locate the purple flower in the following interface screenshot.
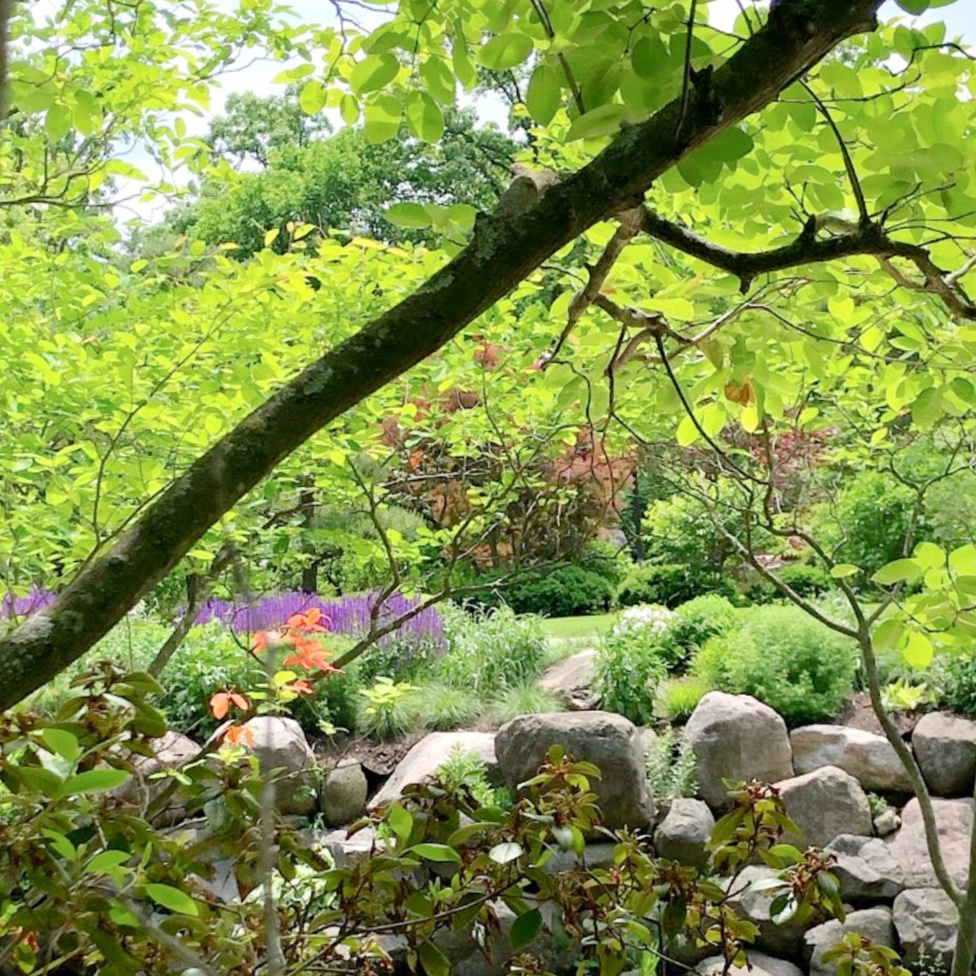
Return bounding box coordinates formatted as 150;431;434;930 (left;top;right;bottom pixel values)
1;586;57;619
193;590;446;652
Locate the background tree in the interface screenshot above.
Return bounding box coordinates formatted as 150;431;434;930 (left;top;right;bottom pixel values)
135;94;517;259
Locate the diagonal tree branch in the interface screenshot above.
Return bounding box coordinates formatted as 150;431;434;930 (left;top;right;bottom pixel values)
639;207;976;318
0;0;885;710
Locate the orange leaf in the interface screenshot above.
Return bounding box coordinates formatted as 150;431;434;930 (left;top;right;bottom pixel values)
209;692;230;720
229;691;251;712
252;630;283;653
223;724;255;748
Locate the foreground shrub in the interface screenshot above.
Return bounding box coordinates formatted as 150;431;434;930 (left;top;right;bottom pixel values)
438;603;547;695
596;606;672;724
0;663;866;976
692;605;858;724
0;665;864;976
617;563;737;609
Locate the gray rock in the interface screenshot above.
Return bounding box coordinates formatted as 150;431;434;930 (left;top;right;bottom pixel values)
885;797;972;890
724;865;811;959
544;842;618;874
791;725;911;792
538;650;597;710
640;726;659;762
804;908;894;976
496;711;652;830
686;693;794;809
913;712;976;796
775;765;872;848
654;798;715;870
320;762;368;826
823;834;904;903
369;731;497;810
319;824;383;867
243;715;318;816
893;888;959;971
697;951;803;976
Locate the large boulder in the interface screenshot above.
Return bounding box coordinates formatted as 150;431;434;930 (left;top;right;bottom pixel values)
697;951;803;976
320;761;368;826
654;798;715;870
244;716;318;815
686;693;794;809
804;908;894;976
369;731;497;810
118;730;201;823
538;650;598;710
913;712;976;797
724;866;811;959
790;725;911;792
775;765;872;848
496;711;652;830
823;834;904;904
893;888;959;971
885;797;972;890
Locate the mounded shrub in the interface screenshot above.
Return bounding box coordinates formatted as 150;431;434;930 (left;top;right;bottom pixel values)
670;594;740;662
497;565;615;617
691;604;858;725
617;563;736;609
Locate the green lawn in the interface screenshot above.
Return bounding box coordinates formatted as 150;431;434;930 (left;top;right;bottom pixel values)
541;613;617;662
540;613;618;638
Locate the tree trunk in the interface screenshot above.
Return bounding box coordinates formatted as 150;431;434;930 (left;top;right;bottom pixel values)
0;0;883;711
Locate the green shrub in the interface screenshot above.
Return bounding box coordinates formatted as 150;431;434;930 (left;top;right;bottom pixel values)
775;563;832;598
933;654;976;716
691;605;858;725
641;494;736;571
421;682;481;730
811;471;921;578
579;540;633;590
596;614;670;725
159;623;265;735
617;563;736;609
437;604;548;695
487;685;565;724
646;727;698;800
654;676;711;722
312;664;363;734
670;595;740;664
746;562;836;603
499;565;615;617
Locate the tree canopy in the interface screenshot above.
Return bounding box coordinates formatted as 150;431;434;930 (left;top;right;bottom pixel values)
3;0;976;717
